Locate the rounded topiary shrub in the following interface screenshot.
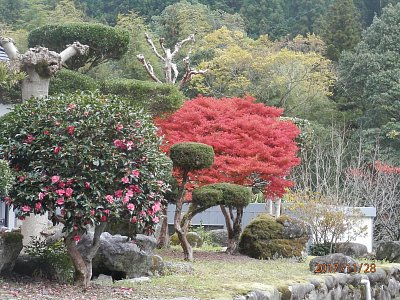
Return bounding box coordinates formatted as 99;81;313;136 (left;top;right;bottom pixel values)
192;183;252;208
28;23;129;70
239;214;309;259
169;142;214;172
101;78;184;116
49;69;98;95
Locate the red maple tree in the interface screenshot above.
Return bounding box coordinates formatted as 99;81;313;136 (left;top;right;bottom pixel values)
156;95;301;199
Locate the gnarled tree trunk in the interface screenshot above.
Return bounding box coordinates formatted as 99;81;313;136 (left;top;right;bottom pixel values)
220;205;244;254
65;223;106;287
157;206;170;248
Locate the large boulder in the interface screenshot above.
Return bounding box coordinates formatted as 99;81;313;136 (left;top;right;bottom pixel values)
238;214;310;260
0;230;23;275
335;242;368;258
309;253;358;273
209;229;228;247
376;241;400;262
77;232;157;279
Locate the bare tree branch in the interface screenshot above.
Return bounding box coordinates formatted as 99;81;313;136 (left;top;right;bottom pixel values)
136;54;162;83
145;33;165;61
60;41;89;64
171;62;179;84
159;38;167;55
179;56;208;88
0;36;19;60
172;34;195;58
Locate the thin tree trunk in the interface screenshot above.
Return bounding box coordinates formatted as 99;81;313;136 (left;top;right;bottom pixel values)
157;206;169;248
21;68;50;100
220;205;244;254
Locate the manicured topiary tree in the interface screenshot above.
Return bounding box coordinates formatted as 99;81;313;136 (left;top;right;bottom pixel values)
169;142;214;261
28;23;129;70
0;92;170;287
49;69;98;95
190;183;252;254
100;78;184;117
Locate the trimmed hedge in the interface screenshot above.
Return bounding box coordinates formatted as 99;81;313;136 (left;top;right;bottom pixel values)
192;183;251;208
169;142;214;172
101;79;184;116
28;23;129;70
49;69;98;95
239;214;309;259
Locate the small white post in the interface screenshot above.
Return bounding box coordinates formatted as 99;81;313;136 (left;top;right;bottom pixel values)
274;199;281;218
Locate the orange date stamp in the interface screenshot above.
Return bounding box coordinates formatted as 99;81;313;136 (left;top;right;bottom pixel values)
314;263;376;273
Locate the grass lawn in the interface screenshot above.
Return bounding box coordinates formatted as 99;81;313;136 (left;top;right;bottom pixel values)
117;246;316;299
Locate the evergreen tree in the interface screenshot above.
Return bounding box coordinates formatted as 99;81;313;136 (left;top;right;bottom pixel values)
320;0;362;60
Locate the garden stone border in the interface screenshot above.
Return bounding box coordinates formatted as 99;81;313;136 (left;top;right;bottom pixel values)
233;264;400;300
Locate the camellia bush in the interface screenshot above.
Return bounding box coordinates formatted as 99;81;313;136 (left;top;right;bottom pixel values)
0;92;170;287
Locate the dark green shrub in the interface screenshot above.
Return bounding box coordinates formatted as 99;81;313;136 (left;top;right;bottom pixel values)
192;183;251;208
2;231;23;244
100;78;184;116
169;142;214;172
310;243;335;256
49;69;98;95
25;237;74;284
28;23;129;70
239;214;308;259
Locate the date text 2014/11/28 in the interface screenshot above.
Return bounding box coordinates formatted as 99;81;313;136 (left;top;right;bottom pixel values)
314;263;376;273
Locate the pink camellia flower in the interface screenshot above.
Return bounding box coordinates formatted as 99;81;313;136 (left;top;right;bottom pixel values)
152;216;159;223
130;216;137;223
54;146;62;154
51;176;60;183
131;170;140;178
114;190;123;198
19;176;25;182
147;208;154;216
127;203;135;211
83;111;89;117
113;139;127;150
126;190;134;198
129;185;141;193
139;211;146;217
58;182;65;188
121;177;129;184
38;192;44;201
54;120;60;126
101;215;107;222
67;103;76;110
66;179;73;187
65;188;73;197
126;141;134;150
56;189;65;196
18;216;25;221
74;235;81;242
4;196;12;205
152;201;161;213
35;202;42;211
103;209;110;215
122;196;129;204
67;126;75;135
22;205;31;212
56;198;65;206
24;135;35;144
115;123;123;131
105;195;114;204
90;209;95;216
44;130;50;135
135;121;141;127
84;182;91;189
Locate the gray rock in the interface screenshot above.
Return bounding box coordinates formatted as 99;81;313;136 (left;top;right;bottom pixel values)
92;274;113;285
77;232;156;279
187;232;203;248
0;231;23;274
209;229;228;247
122;276;151;283
163;262;194;275
335;242;368;258
376;241;400;262
233;288;280;300
309;253;358;273
151;254;164;275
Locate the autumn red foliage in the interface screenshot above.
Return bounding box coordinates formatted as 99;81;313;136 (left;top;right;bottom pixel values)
156;96;301;198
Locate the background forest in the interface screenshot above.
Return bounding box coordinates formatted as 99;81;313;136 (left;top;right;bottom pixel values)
1;0;400;242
